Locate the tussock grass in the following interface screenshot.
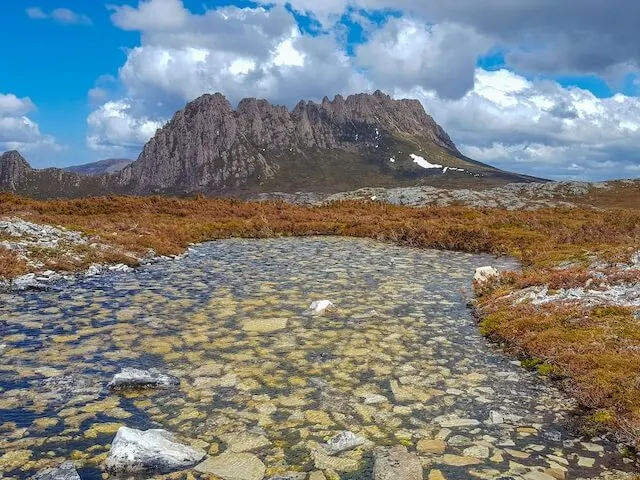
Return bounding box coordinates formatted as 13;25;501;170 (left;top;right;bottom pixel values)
0;248;28;278
1;192;639;444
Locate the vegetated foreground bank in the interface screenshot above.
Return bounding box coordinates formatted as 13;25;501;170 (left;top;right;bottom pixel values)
0;192;639;449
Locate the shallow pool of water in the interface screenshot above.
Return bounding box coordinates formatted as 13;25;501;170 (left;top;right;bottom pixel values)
0;237;636;479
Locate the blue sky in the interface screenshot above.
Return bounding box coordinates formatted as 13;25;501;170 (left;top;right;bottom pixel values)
1;0;640;180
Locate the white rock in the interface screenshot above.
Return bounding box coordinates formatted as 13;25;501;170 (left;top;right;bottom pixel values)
363;393;388;405
105;427;206;474
474;266;500;283
489;411;504;424
324;431;366;454
308;300;335;314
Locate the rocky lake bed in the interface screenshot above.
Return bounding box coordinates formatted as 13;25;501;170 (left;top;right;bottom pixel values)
1;237;638;479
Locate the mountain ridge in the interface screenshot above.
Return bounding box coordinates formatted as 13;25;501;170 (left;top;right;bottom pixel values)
64;158;132;176
0;90;543;198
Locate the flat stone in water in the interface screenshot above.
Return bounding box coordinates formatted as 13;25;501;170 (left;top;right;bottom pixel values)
324;430;366;454
374;445;422;480
28;462;80;480
195;453;266;480
242;317;288;333
107;367;179;390
220;431;272;453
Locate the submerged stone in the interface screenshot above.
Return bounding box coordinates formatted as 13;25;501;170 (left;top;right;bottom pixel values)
107;367;179;390
28;461;80;480
195;452;265;480
220;432;272;453
242;318;288;333
373;445;422;480
104;427;206;474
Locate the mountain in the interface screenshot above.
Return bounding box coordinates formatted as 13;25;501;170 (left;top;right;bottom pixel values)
0;91;542;199
64;158;132;176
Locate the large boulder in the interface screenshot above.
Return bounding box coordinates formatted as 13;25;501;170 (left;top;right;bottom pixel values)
28;461;80;480
373;445;423;480
104;427;206;474
107;367;179;390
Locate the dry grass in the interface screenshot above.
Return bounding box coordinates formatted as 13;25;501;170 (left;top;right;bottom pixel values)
0;193;638;266
0;248;28;278
1;192;639;444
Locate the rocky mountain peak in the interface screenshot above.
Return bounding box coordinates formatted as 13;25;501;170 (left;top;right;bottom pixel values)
0;90;539;198
0;151;32;190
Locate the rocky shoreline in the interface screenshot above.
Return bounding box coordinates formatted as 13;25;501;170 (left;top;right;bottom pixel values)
0;217;190;292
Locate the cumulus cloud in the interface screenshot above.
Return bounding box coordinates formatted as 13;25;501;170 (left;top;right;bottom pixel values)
265;0;640;82
109;0;188;31
0;93;59;153
355;19;492;99
87;100;164;155
26;6;92;25
404;69;640;180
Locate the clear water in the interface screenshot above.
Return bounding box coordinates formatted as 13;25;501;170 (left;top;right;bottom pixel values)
0;238;636;479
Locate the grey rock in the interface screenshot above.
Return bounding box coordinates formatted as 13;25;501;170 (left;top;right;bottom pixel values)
108;367;179;390
28;461;80;480
373;445;422;480
11;273;46;291
104;426;206;474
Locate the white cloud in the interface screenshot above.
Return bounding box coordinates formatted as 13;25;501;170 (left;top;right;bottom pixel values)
26;7;48;19
109;0;189;31
404;69;640;179
87;100;164;155
26;6;91;25
51;8;92;25
0;93;59;153
0;94;35;117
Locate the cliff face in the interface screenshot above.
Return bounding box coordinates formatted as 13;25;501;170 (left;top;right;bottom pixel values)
0;91;539;199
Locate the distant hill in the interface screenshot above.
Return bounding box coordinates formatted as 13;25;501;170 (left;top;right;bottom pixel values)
64;158;132;176
0;90;544;199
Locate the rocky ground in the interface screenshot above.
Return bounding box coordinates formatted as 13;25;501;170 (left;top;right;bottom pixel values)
0;217;185;292
506;256;640;309
253;180;638;210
